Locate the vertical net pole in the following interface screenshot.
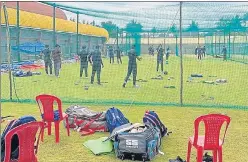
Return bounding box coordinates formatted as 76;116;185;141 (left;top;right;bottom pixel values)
233;32;235;57
17;2;20;62
148;32;150;46
0;2;2;110
76;12;79;55
125;31;128;54
214;32;217;56
211;33;214;56
3;3;12;100
176;35;178;56
164;32;166;50
198;32;200;45
228;31;231;59
179;2;183;106
53;3;56;48
116;27;119;48
218;32;221;55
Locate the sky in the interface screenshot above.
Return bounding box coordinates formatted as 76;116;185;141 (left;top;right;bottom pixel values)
57;2;248;29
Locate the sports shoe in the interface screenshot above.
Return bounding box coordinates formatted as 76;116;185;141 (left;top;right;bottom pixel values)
122;83;126;88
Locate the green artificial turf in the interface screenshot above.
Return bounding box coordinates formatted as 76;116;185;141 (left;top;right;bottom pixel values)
1;103;248;162
1;55;247;107
1;55;247;161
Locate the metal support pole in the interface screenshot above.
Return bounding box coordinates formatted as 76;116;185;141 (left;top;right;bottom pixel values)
17;2;20;62
164;32;166;50
215;32;217;56
198;32;200;45
179;2;183;106
233;32;235;57
176;35;178;56
53;3;56;47
219;32;221;55
125;32;128;54
3;3;13;100
76;12;79;55
0;2;2;112
228;32;231;59
116;27;119;48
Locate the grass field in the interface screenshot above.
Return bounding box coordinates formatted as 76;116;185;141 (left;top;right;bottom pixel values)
1;103;248;162
1;55;248;161
1;55;248;107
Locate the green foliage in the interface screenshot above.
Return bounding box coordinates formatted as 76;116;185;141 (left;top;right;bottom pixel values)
170;24;177;33
187;21;199;32
216;15;245;31
125;20;143;33
101;21;118;37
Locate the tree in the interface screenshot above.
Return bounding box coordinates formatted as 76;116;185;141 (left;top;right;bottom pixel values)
170;24;177;33
151;27;156;38
101;21;118;37
242;13;248;27
187;21;199;32
216;17;231;30
125;20;143;33
216;15;244;32
230;15;242;30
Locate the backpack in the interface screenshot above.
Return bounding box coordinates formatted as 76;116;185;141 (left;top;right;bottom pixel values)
64;105;107;135
113;123;161;162
143;110;168;137
105;107;129;133
1;116;36;161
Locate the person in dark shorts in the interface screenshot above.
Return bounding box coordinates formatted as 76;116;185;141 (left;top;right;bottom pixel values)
108;46;114;64
78;45;89;78
115;46;122;64
156;44;164;72
52;44;62;77
89;45;104;85
41;45;52;75
165;47;170;64
148;45;154;56
197;45;202;60
122;45;141;88
202;45;206;57
222;45;227;61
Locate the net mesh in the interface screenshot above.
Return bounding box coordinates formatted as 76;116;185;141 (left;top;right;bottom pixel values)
1;2;248;109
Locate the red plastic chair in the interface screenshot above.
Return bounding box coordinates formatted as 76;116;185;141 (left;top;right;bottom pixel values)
187;114;231;162
4;121;44;162
36;94;70;143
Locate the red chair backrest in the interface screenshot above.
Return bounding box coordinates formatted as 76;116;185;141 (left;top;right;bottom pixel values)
4;121;44;162
36;94;63;122
193;114;231;149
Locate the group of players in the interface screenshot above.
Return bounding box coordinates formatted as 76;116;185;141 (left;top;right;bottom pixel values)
40;43;172;88
194;45;227;61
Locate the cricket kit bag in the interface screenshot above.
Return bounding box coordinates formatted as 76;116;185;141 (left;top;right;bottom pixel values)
1;116;36;161
143;110;169;137
113;123;161;162
106;107;129;133
64;105;107;135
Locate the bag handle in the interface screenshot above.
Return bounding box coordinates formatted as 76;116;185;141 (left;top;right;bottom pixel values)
78;112;103;134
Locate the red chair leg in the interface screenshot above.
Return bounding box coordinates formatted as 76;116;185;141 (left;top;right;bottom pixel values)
186;140;192;162
212;150;218;162
55;122;60;143
65;117;70;136
41;127;44;142
47;122;51;135
196;147;203;162
218;147;223;162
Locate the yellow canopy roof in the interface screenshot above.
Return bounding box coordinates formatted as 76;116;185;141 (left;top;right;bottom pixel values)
1;8;109;40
